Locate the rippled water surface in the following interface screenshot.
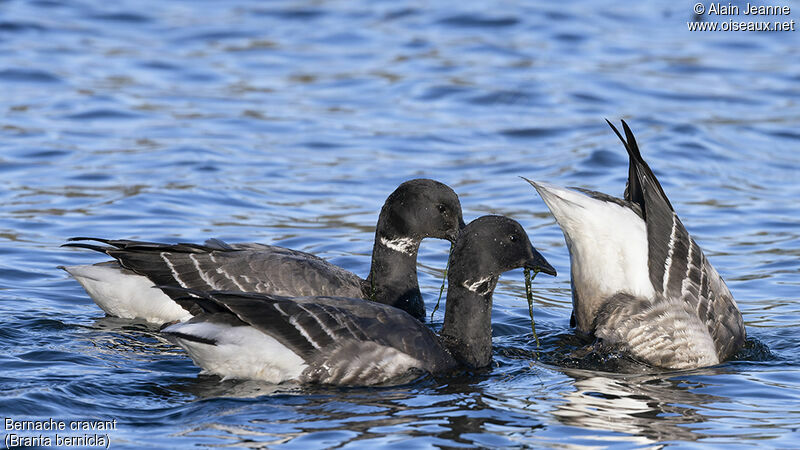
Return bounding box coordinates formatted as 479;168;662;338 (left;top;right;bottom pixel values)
2;0;799;447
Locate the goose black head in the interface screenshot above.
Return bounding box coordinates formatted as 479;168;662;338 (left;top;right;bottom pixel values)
449;215;556;289
377;179;465;244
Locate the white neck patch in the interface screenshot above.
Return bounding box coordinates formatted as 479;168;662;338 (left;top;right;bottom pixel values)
462;276;493;295
379;236;417;256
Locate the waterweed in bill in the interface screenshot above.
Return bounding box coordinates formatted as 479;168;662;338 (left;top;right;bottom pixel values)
430;243;453;321
525;267;540;355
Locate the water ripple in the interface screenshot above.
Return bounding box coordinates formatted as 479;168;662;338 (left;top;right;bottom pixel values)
0;68;61;83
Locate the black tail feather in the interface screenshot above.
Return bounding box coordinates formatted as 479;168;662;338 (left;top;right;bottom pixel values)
67;236;113;243
162;330;218;346
65;237;229;254
157;285;208;298
64;237;147;253
61;242;113;253
66;237;134;248
621;120;643;160
156;286;246;316
605;118;628;152
605;119;674;214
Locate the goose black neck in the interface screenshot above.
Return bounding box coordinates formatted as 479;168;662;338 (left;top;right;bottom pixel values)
364;229;424;320
439;271;499;369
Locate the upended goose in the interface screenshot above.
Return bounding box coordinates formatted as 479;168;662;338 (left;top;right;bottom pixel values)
161;215;556;385
61;179;464;324
526;120;745;370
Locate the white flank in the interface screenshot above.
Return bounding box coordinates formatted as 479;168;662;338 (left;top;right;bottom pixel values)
63;263;192;324
164;321;308;383
531;182;656;330
379;236;417;256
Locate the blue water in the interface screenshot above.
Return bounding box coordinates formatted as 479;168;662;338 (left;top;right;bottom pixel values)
1;0;799;447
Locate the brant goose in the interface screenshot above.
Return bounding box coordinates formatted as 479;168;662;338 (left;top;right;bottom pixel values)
525;120;745;369
61;179;464;324
162;215;556;385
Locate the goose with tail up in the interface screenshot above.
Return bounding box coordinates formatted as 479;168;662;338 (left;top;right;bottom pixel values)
525;120;746;370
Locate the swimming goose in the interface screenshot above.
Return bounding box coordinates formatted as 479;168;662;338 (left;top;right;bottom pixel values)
525;120;745;370
61;179;464;324
161;215;556;385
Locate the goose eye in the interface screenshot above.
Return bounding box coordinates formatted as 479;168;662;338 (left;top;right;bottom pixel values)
509;235;517;242
437;204;447;214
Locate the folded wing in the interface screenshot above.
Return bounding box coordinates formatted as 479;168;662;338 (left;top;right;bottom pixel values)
165;290;456;385
64;238;364;301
